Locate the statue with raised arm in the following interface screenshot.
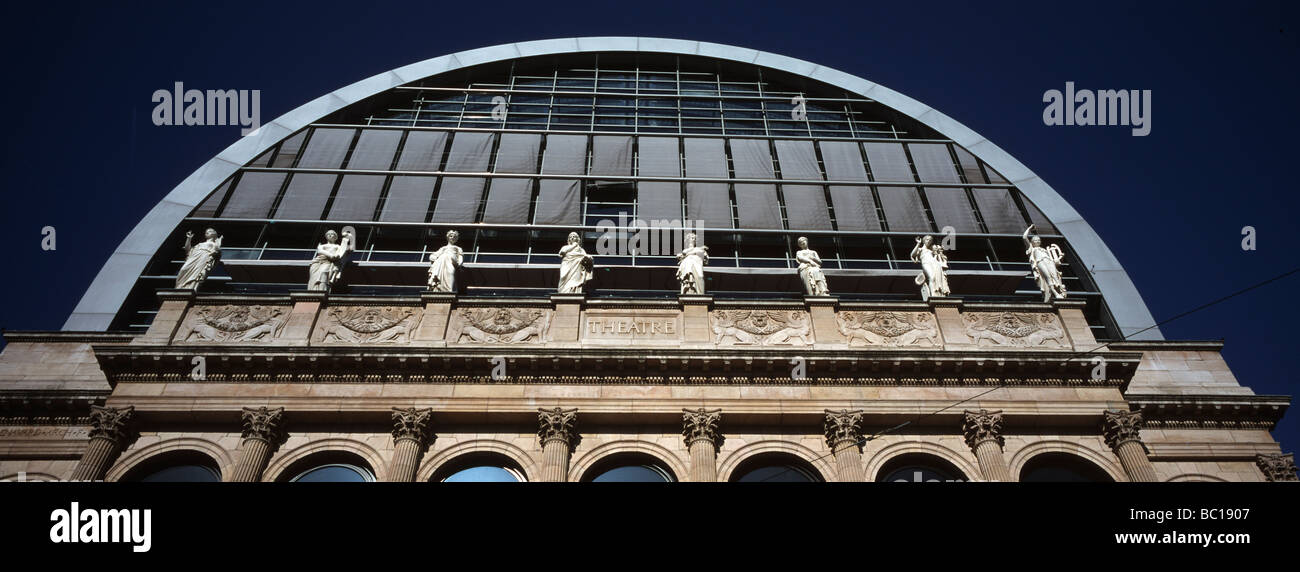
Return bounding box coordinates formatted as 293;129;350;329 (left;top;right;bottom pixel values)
676;232;709;295
911;235;950;300
307;228;354;292
1022;224;1067;302
557;231;594;294
795;236;830;296
427;230;463;293
175;228;222;290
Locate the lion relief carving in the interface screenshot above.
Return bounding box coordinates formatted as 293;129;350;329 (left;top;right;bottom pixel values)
317;306;420;344
181;305;287;343
710;310;812;346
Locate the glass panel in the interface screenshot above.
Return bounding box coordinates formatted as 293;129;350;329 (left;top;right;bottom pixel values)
442;466;520;482
534;179;582;225
907;143;960;183
818;141;880;231
221;172;285;218
444;132;496;172
346;129;402;170
395;130;449;171
192;179;231;217
735;465;816;482
138;465;220;483
591;135;633;176
494;133;541;174
862;142;914;182
540;134;588;175
297;128;355;169
733;184;781;229
481;178;534;224
636;137;680;176
782;185;831;230
292;465;369;483
271;131;307;168
380;175;437;222
922;187;980;233
683;138;727;178
953;146;987;184
273;173;336;220
326;174;385;221
430;177;486;222
972;188;1028;233
590;465;671;482
877;186;931;232
637;181;682;223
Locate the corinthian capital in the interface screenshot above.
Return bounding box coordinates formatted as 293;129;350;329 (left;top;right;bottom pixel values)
824;409;864;450
962;409;1005;450
391;407;435;447
241;406;287;445
88;405;136;444
538;407;578;448
1101;409;1144;450
682;408;722;448
1256;453;1298;482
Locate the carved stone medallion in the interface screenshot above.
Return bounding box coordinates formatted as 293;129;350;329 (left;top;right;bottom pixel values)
836;311;940;348
709;310;812;346
449;308;551;344
179;305;288;343
962;312;1068;348
317;306;420;344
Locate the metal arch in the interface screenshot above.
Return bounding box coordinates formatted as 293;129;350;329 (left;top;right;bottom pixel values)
64;36;1161;339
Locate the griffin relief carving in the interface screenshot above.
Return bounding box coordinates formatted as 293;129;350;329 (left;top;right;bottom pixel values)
318;306;419;343
181;305;287;343
451;308;550;344
962;312;1067;348
710;310;812;346
836;311;940;347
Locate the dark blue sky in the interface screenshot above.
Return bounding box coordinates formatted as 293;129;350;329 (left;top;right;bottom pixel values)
1;0;1297;452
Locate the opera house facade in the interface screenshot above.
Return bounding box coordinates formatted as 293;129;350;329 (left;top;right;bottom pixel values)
0;37;1293;483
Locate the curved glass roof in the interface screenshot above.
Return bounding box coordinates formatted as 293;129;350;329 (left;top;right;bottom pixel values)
65;38;1160;341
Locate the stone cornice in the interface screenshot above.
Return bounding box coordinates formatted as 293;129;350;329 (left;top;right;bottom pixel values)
1125;394;1290;429
2;331;137;344
1107;340;1226;351
0;389;109;425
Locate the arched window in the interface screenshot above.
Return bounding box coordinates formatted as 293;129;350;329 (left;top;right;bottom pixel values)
433;453;526;482
280;451;376;482
121;450;222;482
1019;453;1114;482
581;453;675;482
729;453;823;482
877;453;966;483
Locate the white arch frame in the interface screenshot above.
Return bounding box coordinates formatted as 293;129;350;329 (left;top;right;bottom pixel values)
64;37;1159;339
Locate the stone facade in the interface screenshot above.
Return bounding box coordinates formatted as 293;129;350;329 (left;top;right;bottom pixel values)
0;294;1292;482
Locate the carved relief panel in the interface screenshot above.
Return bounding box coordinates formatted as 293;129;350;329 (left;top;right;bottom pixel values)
709;309;813;346
836;311;941;348
962;312;1069;348
447;307;551;344
175;305;289;343
314;306;421;344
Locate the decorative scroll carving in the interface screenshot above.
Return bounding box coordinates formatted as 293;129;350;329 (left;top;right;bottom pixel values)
710;310;812;346
391;407;434;447
87;405;135;444
181;305;287;343
682;408;722;448
1256;453;1298;482
538;407;578;448
1102;409;1144;450
240;406;287;446
451;308;550;344
318;306;420;343
962;409;1005;450
837;311;940;347
963;312;1067;348
824;409;864;450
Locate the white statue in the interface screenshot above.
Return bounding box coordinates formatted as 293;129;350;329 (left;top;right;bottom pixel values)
307;228;354;292
427;230;463;292
676;232;709;294
557;231;594;294
175;228;222;290
911;235;950;300
795;236;829;296
1022;224;1067;302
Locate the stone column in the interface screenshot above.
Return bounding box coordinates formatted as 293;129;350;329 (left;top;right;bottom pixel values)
824;409;866;482
537;408;578;482
1101;410;1158;482
70;406;136;481
1256;453;1298;482
682;408;722;482
229;407;287;482
388;407;435;482
962;409;1012;482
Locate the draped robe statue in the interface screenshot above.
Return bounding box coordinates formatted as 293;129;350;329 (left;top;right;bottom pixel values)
307;229;354;292
557;232;594;293
795;236;829;296
911;235;950;300
427;230;463;293
676;232;709;294
175;228;222;290
1022;225;1067;302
